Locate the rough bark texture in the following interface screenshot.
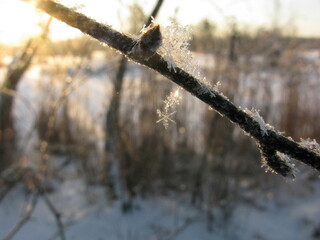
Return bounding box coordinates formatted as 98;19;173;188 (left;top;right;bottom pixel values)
24;0;320;176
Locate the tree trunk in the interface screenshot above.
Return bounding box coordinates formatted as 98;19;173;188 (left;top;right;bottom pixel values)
104;0;164;205
0;19;51;172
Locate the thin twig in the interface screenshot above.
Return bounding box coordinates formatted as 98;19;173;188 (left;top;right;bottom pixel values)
21;0;320;176
47;221;74;240
0;182;16;204
2;192;38;240
163;216;198;240
41;192;66;240
149;216;198;240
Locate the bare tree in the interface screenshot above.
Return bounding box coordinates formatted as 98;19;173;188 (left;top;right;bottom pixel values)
0;18;52;171
104;0;164;208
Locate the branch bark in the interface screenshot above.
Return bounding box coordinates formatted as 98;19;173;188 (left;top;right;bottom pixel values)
22;0;320;177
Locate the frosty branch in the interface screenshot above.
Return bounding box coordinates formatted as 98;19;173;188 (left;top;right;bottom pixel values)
22;0;320;177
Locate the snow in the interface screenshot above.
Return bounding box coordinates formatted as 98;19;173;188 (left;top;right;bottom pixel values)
1;172;320;240
1;48;320;240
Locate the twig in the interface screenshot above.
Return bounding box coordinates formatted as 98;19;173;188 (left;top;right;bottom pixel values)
47;221;74;240
0;166;23;204
163;216;198;240
150;216;198;240
41;192;66;240
2;192;38;240
21;0;320;177
0;182;16;204
145;0;164;27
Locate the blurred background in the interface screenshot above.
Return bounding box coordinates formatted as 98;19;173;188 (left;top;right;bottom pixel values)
0;0;320;239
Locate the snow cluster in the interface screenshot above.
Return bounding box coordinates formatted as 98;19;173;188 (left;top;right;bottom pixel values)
159;20;200;78
157;20;222;127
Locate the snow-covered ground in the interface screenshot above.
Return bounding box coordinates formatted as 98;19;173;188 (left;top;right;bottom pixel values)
1;51;320;240
1;170;320;240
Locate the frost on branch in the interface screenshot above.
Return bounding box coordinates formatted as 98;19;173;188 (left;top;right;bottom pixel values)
156;88;182;129
159;20;199;78
260;145;297;178
277;152;297;177
300;138;320;155
244;108;270;136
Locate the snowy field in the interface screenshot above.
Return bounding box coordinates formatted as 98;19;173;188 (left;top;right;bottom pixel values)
1;51;320;240
1;170;320;240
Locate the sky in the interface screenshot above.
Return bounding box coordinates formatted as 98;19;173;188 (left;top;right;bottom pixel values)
0;0;319;45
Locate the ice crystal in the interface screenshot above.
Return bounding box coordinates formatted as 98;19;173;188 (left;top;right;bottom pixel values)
276;152;297;178
300;138;320;155
163;88;182;111
260;151;297;178
156;88;182;129
156;110;176;129
244;108;269;136
159;20;199;78
212;81;221;92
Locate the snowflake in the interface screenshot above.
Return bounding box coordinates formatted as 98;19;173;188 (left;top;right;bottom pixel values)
156;110;176;129
156;88;181;129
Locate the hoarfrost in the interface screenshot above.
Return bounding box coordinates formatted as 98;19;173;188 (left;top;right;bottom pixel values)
159;20;200;78
261;151;297;178
276;152;297;178
244;108;269;136
163;55;177;71
300;138;320;155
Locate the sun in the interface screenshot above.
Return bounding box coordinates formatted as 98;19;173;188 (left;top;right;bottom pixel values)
0;0;47;45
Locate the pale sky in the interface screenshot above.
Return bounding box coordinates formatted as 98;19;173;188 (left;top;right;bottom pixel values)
0;0;319;45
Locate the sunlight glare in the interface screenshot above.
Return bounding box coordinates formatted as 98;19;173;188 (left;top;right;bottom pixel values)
0;1;46;44
174;89;180;98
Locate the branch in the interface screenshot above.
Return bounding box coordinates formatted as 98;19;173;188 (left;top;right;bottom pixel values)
145;0;164;27
2;192;38;240
22;0;320;177
41;192;66;240
163;216;198;240
0;180;17;204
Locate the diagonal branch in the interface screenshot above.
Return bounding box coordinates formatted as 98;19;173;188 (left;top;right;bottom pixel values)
22;0;320;176
2;192;38;240
41;192;66;240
